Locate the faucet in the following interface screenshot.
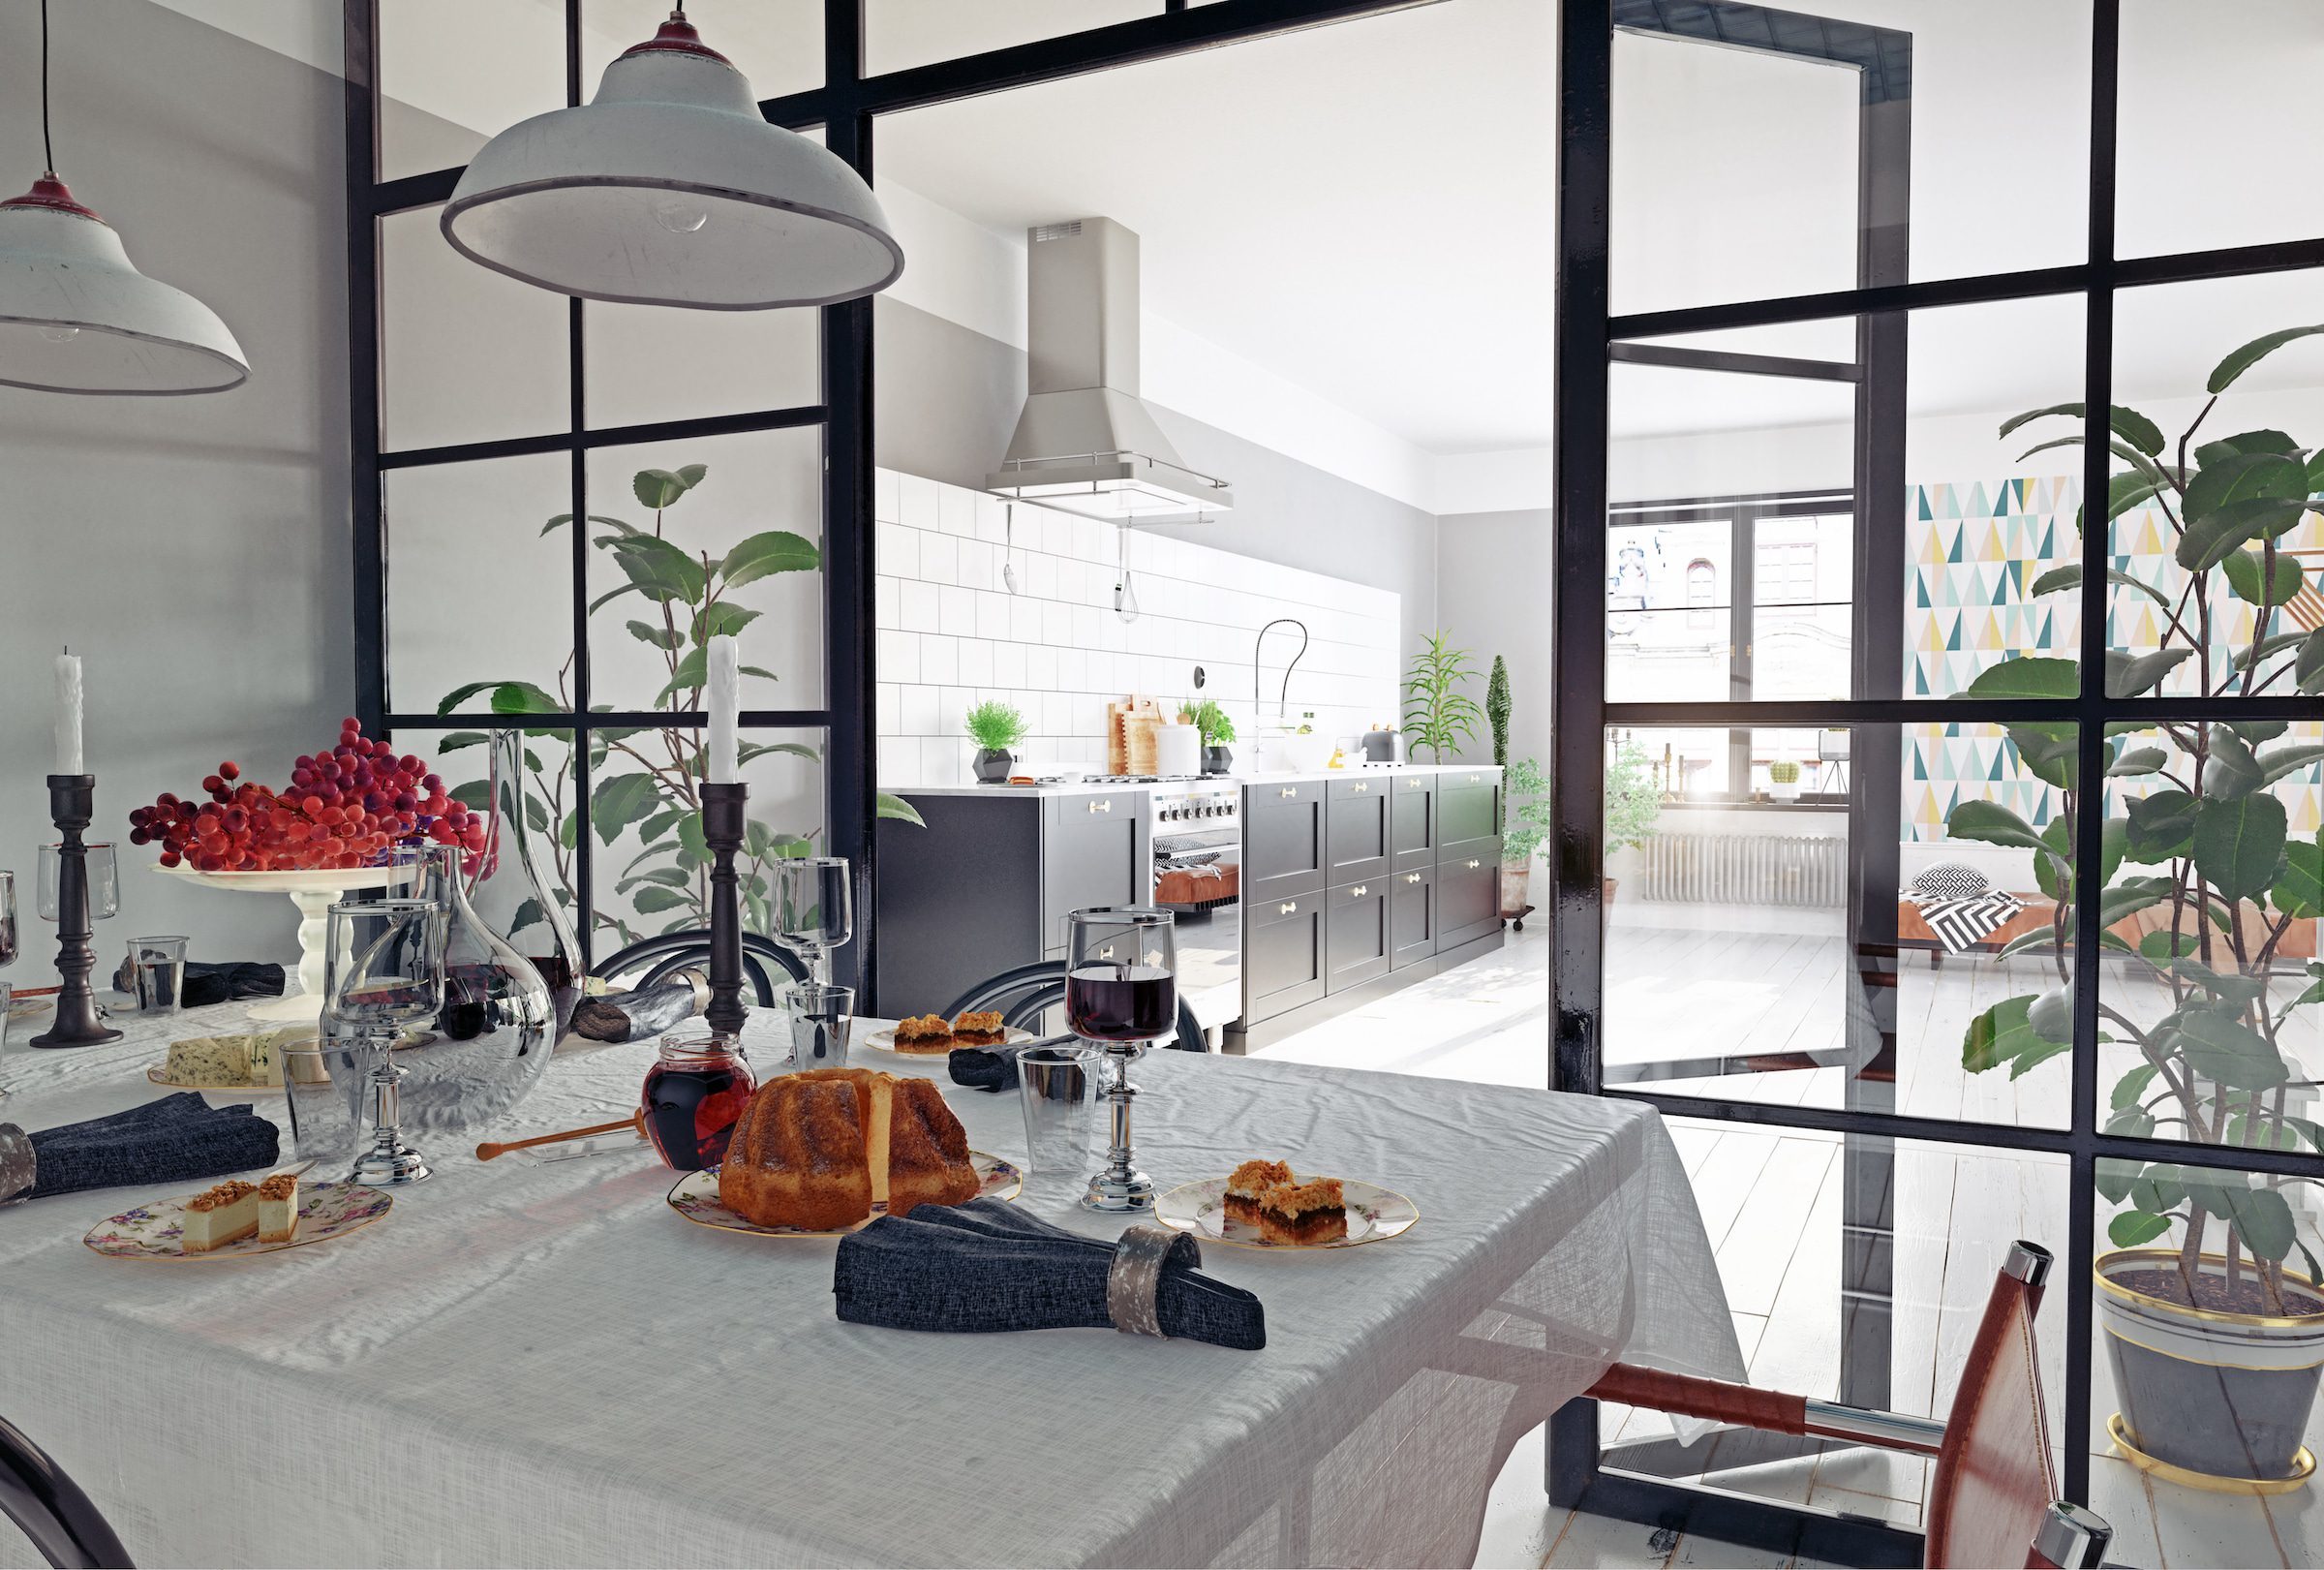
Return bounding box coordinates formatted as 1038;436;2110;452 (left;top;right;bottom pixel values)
1254;618;1309;729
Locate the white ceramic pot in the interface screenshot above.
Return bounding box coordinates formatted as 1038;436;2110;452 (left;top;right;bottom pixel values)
1154;723;1202;778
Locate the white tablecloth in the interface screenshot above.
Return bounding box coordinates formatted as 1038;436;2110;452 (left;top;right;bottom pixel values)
0;1001;1742;1569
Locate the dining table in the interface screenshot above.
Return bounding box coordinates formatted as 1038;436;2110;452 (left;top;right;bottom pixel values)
0;996;1745;1569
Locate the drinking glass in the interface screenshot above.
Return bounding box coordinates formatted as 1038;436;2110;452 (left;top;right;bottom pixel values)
127;936;189;1012
281;1036;369;1166
771;856;852;983
1065;907;1177;1212
37;843;117;920
1017;1041;1102;1181
324;897;445;1185
783;982;855;1068
0;870;17;969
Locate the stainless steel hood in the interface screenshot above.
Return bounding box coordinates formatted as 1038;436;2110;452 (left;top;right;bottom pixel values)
985;218;1233;520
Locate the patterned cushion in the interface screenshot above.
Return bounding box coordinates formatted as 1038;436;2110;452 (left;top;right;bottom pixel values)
1911;863;1989;902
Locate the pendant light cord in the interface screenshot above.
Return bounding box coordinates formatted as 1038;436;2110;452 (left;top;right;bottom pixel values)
40;0;54;172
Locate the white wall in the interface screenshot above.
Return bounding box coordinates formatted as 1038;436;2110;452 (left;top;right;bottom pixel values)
873;471;1399;785
0;0;351;988
1435;509;1553;770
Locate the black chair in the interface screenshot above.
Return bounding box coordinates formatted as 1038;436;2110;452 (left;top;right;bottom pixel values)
591;930;809;1006
942;961;1209;1054
1;1413;132;1569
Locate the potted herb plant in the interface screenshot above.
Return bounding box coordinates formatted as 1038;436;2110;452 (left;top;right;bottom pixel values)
1403;630;1483;762
1178;698;1237;774
1603;737;1662;907
1944;330;2324;1486
965;699;1026;784
1768;759;1802;803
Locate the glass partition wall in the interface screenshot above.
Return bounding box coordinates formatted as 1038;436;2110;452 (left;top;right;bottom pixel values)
1557;3;2324;1564
344;0;1427;989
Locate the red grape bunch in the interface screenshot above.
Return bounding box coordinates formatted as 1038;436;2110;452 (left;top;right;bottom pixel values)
128;718;485;874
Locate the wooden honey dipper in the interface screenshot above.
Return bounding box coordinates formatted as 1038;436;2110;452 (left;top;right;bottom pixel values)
475;1113;642;1162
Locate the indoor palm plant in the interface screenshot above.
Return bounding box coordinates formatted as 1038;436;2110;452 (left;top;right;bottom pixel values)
1402;630;1483;761
965;699;1025;784
1944;329;2324;1484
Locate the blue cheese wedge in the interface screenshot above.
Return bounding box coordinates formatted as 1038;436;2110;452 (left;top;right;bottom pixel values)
247;1029;287;1086
164;1034;252;1086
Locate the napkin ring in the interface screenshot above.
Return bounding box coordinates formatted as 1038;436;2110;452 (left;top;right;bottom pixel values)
1107;1224;1196;1339
0;1124;34;1207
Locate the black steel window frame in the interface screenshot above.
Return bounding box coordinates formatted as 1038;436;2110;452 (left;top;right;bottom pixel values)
1554;1;2324;1564
342;0;1439;990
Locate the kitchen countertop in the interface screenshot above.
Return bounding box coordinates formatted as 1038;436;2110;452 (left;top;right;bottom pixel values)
887;761;1500;799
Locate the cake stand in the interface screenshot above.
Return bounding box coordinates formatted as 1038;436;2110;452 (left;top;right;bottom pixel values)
154;863;419;1021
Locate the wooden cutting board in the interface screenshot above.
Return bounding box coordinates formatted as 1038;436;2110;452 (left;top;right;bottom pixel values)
1108;695;1162;775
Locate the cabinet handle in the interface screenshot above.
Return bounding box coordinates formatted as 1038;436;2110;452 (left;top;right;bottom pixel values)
1468;773;1481;784
1406;873;1421;883
1279;902;1297;915
1467;859;1481;870
1089;799;1110;814
1353;781;1368;792
1352;885;1367;898
1279;786;1298;799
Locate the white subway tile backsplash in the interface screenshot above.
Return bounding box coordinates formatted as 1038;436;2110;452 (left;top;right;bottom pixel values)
873;469;1399;787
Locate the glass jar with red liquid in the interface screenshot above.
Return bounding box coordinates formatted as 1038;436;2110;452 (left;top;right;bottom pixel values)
641;1035;755;1171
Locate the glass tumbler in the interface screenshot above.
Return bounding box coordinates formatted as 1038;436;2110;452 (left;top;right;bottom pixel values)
1017;1041;1103;1180
128;936;189;1012
784;982;855;1068
281;1036;369;1167
0;869;17;968
37;843;118;920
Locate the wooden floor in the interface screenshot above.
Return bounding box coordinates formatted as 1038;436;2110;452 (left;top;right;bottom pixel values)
1260;920;2322;1569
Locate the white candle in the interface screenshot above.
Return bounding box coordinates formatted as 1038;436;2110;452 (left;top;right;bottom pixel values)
53;650;83;776
707;633;741;785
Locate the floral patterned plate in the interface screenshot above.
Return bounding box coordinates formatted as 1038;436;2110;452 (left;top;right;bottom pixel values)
666;1153;1023;1237
1153;1176;1419;1250
83;1180;392;1261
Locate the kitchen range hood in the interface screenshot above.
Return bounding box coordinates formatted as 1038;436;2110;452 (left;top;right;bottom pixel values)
985;217;1232;520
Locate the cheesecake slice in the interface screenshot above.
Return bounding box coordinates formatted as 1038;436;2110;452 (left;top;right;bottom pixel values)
256;1171;300;1244
181;1180;260;1251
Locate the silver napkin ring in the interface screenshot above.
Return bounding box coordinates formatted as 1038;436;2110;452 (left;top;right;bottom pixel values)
0;1124;35;1208
1108;1224;1197;1338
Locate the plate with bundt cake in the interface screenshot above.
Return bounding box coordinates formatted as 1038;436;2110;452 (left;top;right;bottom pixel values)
1152;1158;1418;1250
863;1011;1035;1056
666;1065;1022;1237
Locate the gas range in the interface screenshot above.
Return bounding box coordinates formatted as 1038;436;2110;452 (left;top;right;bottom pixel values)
1149;778;1240;827
1026;773;1210;785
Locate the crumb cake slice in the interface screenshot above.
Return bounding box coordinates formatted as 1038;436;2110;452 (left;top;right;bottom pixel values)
182;1180;260;1251
950;1010;1007;1046
891;1013;955;1054
1225;1158;1295;1226
256;1171;300;1244
1259;1178;1348;1246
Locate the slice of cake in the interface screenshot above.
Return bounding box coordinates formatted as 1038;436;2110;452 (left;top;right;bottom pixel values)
1226;1158;1296;1227
891;1014;954;1054
1259;1177;1348;1246
719;1077;875;1231
181;1180;260;1251
950;1010;1007;1047
164;1033;252;1087
794;1067;895;1206
883;1078;980;1217
256;1171;300;1244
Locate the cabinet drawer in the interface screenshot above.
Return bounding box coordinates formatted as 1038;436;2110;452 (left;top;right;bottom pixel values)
1326;776;1391;885
1326;877;1391;993
1041;792;1142;949
1245;780;1327;905
1437;850;1499;950
1245;890;1326;1023
1390;864;1436;970
1437;772;1500;845
1391;773;1436;874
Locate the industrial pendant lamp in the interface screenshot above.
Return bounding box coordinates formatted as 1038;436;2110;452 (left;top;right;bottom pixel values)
0;0;248;394
443;9;903;310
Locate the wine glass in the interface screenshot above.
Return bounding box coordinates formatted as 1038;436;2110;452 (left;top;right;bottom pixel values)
771;856;852;984
324;897;446;1185
1065;907;1177;1213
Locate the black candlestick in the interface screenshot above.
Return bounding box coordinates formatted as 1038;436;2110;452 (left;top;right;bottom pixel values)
31;775;122;1048
699;782;749;1040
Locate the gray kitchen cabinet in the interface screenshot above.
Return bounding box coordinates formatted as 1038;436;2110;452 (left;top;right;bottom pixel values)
1244;886;1326;1023
1390;863;1436;970
1040;789;1143;951
1438;770;1500;851
1326;876;1391;992
1391;772;1436;874
1326;776;1391;886
1436;844;1500;951
1243;778;1327;905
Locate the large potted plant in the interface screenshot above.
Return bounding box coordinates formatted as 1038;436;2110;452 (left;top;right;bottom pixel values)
1402;630;1483;761
965;699;1026;783
1500;756;1551;922
1945;331;2324;1486
1603;737;1662;906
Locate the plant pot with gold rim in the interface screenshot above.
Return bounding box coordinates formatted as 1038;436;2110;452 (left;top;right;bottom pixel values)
2097;1247;2324;1490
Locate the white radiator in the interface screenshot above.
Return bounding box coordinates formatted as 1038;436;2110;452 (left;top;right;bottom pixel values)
1640;832;1845;907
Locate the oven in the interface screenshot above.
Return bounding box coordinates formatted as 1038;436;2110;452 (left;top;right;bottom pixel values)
1147;780;1241;1035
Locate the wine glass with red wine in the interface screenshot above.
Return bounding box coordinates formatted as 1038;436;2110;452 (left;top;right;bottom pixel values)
1065;907;1176;1213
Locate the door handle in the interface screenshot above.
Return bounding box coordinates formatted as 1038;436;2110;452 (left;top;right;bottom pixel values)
1089;799;1110;814
1279;902;1297;915
1279;786;1298;798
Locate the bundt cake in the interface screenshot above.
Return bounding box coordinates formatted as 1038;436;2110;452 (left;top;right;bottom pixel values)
720;1068;978;1229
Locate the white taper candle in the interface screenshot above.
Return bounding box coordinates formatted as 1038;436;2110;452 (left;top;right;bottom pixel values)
54;650;83;776
707;633;741;785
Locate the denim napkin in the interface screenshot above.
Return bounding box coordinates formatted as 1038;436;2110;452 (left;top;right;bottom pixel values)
0;1092;280;1203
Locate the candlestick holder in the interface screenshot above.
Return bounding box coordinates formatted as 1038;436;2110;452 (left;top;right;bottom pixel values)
31;775;123;1048
699;782;749;1040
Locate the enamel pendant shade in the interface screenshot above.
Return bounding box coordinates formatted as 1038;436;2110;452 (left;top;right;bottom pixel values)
0;173;249;394
442;13;903;310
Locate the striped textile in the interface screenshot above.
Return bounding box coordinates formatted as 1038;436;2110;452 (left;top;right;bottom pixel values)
1914;891;2028;953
